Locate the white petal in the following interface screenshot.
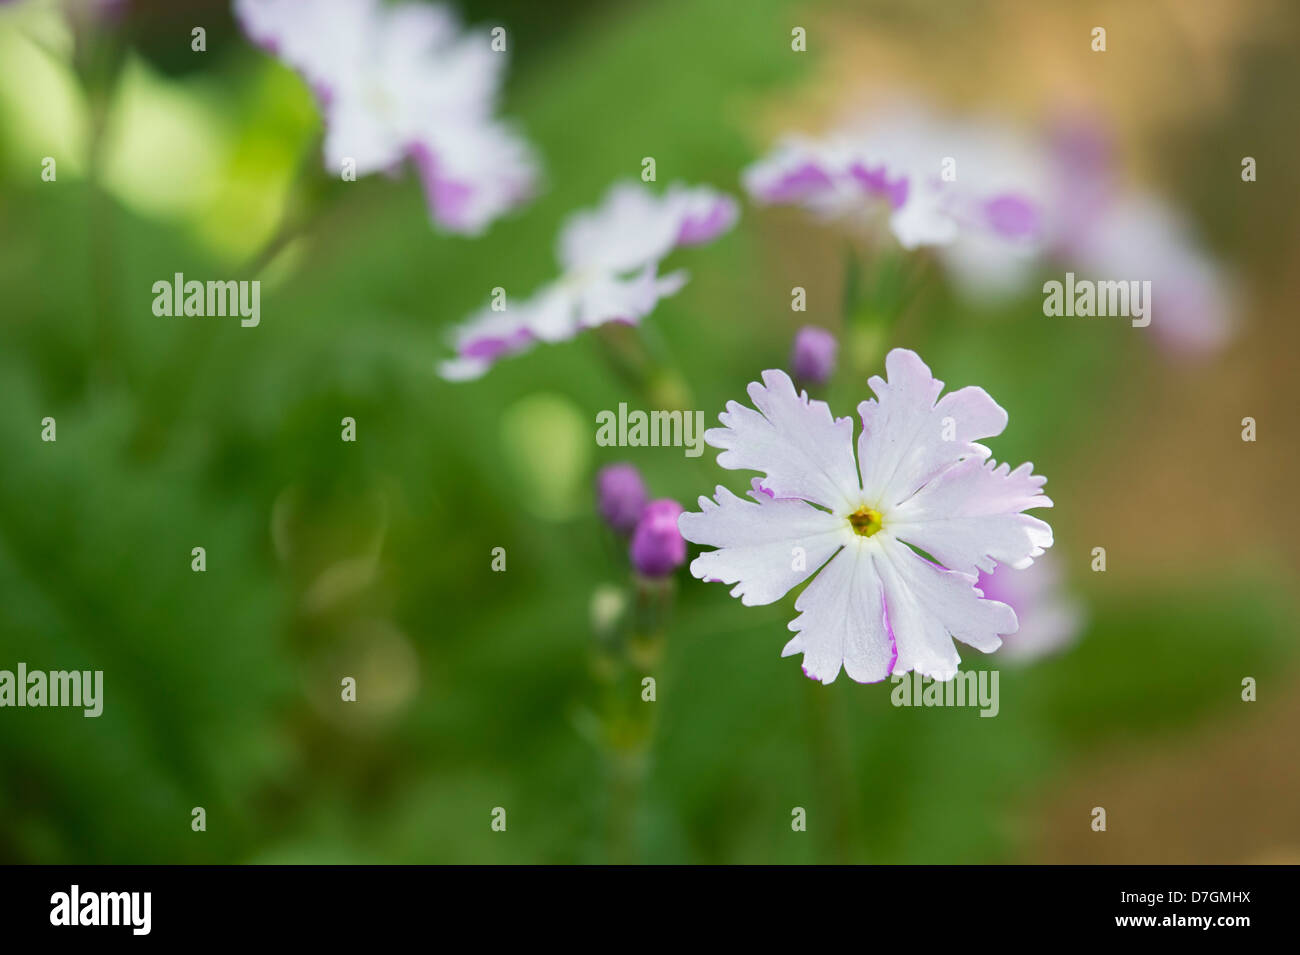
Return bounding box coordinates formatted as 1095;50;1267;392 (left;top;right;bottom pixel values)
857;348;1007;508
576;265;684;330
235;0;375;91
652;268;689;299
515;282;581;343
875;538;1017;680
557;182;735;275
889;457;1053;575
679;485;848;607
437;356;490;381
857;348;1008;509
375;3;478;105
664;183;739;246
558;182;683;274
438;285;578;381
889;184;958;248
742;138;837;205
781;544;894;685
742;137;871;219
706;369;860;512
936;230;1039;303
322;95;406;175
410;120;539;235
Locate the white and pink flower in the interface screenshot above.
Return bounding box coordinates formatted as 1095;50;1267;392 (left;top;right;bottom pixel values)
234;0;538;235
743;106;1050;295
439;181;738;380
746;105;1235;352
679;348;1053;684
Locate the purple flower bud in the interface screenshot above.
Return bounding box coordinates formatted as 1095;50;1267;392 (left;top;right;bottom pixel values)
791;326;837;386
596;463;647;535
630;499;686;578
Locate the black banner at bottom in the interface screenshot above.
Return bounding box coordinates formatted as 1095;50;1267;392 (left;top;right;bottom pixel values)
0;864;1284;940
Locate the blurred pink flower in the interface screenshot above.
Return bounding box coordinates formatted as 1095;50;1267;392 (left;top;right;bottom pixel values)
977;554;1084;663
631;499;686;578
679;348;1053;684
790;325;837;386
234;0;538;235
1064;194;1235;357
596;463;647;536
1044;113;1236;357
439;181;737;380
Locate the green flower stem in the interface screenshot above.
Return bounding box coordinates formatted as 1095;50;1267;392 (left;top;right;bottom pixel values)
70;19;126;392
590;574;673;862
804;681;859;863
242;134;330;276
592;322;692;413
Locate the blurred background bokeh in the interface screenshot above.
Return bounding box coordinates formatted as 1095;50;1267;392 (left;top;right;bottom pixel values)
0;0;1296;863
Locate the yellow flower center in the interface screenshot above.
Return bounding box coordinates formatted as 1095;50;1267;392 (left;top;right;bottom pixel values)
848;506;883;538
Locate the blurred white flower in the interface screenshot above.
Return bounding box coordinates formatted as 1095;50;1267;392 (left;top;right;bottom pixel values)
234;0;538;235
744;105;1050;297
440;181;738;380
